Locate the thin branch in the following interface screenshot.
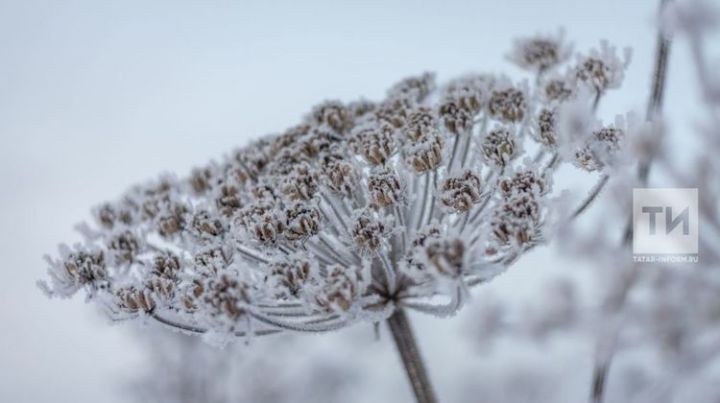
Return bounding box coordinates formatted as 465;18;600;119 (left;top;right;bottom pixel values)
589;2;673;402
571;174;610;220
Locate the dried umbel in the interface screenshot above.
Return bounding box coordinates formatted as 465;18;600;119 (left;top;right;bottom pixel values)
481;126;518;168
574;122;626;171
574;40;631;93
440;170;483;213
508;31;572;72
490;193;542;249
352;125;396;165
266;256;315;299
488;83;527;123
351;210;389;253
543;78;574;102
533;108;558;147
41;35;629;362
438;99;474;135
368;169;404;208
498;169;547;198
405;133;444;172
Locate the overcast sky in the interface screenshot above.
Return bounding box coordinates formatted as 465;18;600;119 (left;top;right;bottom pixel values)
0;1;703;402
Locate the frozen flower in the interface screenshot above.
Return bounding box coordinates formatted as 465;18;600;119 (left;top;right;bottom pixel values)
573;114;627;172
488;80;528;123
574;40;632;93
498;169;548;199
481;126;519;168
543;76;575;103
367;168;404;209
531;108;558;147
438;98;475;135
311;264;370;313
440;170;483;213
508;31;572;73
405;133;444;172
266;255;316;300
39;36;631;385
490;192;542;250
387;72;436;104
351;209;390;253
352;124;396;166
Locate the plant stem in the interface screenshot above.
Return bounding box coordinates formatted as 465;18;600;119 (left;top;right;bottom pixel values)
387;309;437;403
589;2;673;402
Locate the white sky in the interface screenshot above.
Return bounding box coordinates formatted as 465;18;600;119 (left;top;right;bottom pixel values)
0;0;703;402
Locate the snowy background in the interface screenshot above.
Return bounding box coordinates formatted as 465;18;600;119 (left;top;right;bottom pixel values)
0;0;704;402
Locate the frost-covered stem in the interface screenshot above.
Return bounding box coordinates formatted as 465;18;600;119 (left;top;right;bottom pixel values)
589;2;672;402
387;308;437;403
571;174;609;220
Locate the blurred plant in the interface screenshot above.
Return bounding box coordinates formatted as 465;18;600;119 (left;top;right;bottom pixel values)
464;1;720;402
129;328;358;403
40;29;633;402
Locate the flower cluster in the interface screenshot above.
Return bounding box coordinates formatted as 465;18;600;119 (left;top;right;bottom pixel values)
41;34;630;340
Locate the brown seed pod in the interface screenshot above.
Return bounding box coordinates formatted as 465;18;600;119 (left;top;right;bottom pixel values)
281;163;319;201
438;99;474;135
424;237;465;279
499;170;547;198
108;230;141;265
488;87;527;123
266;257;314;299
351;211;387;252
117;286;156;313
440;170;482;213
354;125;395;166
203;274;251;320
404;108;438;143
367;169;403;208
481;127;517;168
405;134;444;173
284;202;321;241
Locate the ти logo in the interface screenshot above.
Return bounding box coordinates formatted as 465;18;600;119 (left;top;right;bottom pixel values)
633;188;698;256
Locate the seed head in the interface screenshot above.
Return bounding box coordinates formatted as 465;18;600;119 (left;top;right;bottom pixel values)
488;83;527;123
440;170;483;213
481;126;518;168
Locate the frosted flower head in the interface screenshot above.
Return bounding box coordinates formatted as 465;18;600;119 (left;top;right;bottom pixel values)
440;170;483;213
508;31;572;73
351;209;391;253
368;168;405;209
405;133;444;173
266;255;317;300
442;74;494;113
387;72;436;104
498;168;548;199
574;40;631;93
311;264;369;313
573;114;627;172
283;202;321;242
488;80;528;123
481;126;519;168
40;34;630;340
351;124;396;166
490;193;542;251
438;98;475;135
531;108;558;147
310;100;353;134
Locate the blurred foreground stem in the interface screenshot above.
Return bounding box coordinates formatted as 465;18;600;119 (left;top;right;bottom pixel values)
387;309;437;403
